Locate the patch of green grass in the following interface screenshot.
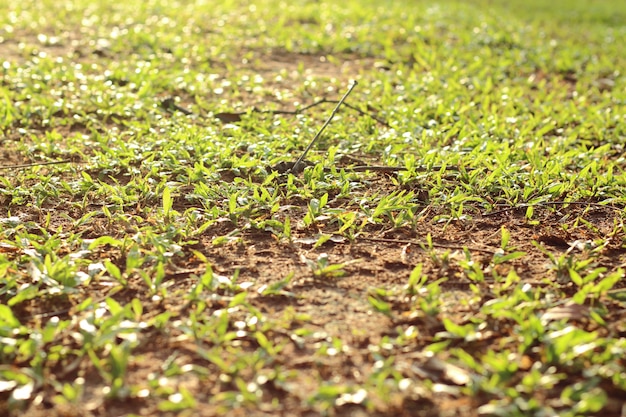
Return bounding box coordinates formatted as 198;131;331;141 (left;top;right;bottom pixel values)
1;0;626;415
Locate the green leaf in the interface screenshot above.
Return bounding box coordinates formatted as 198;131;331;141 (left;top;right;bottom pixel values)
88;236;123;250
493;251;527;265
8;285;39;307
367;296;391;317
104;260;123;282
320;193;328;208
313;234;331;248
569;269;583;286
228;291;247;307
442;318;468;337
500;226;510;249
105;297;124;316
0;305;20;328
407;263;426;288
594;269;623;293
162;186;172;217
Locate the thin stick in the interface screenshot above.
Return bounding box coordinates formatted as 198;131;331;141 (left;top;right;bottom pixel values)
254;98;329;115
359;236;497;254
340;101;390;127
290;81;358;174
482;201;622;217
0;160;75;170
324;165;475;173
162;92;390;127
256;99;390;127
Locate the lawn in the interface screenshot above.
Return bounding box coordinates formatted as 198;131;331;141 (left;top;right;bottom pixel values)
1;0;626;416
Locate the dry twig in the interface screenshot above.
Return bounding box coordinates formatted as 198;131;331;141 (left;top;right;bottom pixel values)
359;236;497;254
482;201;622;217
291;81;358;174
0;160;75;170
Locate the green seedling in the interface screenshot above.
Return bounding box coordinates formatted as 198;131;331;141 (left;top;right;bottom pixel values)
302;253;349;279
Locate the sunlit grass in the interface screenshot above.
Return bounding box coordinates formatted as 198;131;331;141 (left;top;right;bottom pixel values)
1;0;625;415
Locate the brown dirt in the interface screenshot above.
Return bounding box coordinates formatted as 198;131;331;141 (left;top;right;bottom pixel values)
5;179;626;417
